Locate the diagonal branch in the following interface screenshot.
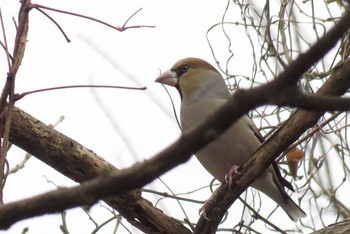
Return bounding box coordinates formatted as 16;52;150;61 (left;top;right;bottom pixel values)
194;18;350;234
194;56;350;233
1;7;350;234
4;106;192;233
272;92;350;111
2;59;350;231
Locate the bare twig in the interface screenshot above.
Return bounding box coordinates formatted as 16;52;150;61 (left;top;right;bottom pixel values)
0;0;31;204
14;84;146;101
0;7;11;70
28;4;155;32
34;7;71;42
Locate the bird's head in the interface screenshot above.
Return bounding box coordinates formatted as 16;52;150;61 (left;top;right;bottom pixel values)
155;57;229;101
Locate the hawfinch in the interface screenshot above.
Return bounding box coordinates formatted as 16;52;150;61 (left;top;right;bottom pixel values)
155;57;306;221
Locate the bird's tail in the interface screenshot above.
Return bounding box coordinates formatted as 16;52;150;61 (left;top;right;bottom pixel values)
280;198;306;222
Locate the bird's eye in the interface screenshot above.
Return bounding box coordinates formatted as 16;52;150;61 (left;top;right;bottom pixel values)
176;64;190;77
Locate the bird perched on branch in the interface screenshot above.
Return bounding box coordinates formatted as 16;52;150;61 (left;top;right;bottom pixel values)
155;57;306;221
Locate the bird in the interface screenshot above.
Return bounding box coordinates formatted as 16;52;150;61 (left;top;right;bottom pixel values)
155;57;306;221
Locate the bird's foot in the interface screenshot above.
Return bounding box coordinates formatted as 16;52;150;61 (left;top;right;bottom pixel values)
199;199;214;220
224;165;241;190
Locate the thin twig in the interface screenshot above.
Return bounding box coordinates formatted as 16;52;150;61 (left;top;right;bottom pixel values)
28;4;155;32
0;7;11;70
34;7;70;42
14;84;146;101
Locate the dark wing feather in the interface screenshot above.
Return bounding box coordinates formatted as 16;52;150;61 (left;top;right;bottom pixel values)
247;117;294;192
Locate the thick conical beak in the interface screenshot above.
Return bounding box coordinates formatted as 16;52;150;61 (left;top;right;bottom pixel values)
155;69;178;87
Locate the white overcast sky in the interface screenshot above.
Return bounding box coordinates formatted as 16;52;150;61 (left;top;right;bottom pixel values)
0;0;346;233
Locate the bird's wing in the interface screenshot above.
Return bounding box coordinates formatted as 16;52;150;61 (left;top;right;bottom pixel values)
246;116;295;192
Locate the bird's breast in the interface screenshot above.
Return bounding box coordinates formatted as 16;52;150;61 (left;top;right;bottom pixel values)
180;99;261;181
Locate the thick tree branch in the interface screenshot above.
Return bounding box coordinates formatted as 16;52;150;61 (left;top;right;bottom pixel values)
194;44;350;233
4;107;191;233
311;218;350;234
3;57;350;230
1;7;350;234
273;93;350;111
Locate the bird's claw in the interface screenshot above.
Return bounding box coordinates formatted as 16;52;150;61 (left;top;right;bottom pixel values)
199;199;213;221
225;165;241;190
